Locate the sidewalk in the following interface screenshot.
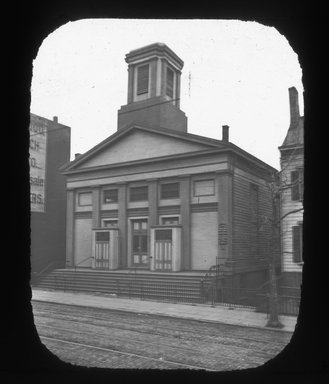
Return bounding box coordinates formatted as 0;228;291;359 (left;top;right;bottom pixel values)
32;288;298;333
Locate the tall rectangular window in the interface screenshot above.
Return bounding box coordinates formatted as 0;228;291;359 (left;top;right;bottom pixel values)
291;169;303;201
292;224;303;263
194;179;215;196
166;67;174;98
137;64;149;95
161;182;180;199
130;186;148;202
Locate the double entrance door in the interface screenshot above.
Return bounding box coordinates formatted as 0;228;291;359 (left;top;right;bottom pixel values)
132;219;149;268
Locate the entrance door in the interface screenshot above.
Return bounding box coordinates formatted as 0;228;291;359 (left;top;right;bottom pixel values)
154;229;173;271
94;231;110;269
132;219;149;268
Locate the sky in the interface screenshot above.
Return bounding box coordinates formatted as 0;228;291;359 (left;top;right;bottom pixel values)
30;19;303;169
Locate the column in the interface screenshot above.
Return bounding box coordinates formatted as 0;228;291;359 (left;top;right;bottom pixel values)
176;72;181;108
180;176;191;270
92;187;101;228
148;179;158;270
150;59;158;98
65;189;75;267
118;183;127;268
127;65;134;104
148;179;158;227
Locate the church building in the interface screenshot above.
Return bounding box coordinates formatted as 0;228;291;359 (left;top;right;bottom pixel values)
61;43;278;290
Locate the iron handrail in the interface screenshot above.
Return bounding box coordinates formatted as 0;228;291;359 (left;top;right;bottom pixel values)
32;260;63;284
200;264;222;304
74;255;93;270
73;256;93;291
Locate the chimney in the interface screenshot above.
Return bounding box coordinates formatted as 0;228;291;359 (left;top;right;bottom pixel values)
288;87;300;128
75;153;81;159
53;116;58;123
222;125;229;142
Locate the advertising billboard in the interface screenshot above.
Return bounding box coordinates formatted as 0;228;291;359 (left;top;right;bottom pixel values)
29;114;48;212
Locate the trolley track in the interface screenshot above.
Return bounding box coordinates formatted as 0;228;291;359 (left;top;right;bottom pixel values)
35;320;242;369
40;335;213;370
32;301;291;370
33;301;290;348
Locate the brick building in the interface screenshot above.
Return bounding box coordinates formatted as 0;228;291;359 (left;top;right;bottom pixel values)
60;43;278;292
30;113;71;276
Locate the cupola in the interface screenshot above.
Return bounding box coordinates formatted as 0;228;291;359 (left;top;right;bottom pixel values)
117;43;187;132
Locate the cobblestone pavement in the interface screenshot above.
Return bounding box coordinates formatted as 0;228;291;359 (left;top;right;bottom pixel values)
32;301;292;371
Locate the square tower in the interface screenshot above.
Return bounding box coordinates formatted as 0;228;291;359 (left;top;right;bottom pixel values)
117;43;187;132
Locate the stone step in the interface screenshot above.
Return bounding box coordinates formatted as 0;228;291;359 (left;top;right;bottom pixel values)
34;268;207;302
38;270;204;285
40;273;202;285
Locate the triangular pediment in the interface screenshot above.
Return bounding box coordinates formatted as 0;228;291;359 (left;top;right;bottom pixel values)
64;125;223;172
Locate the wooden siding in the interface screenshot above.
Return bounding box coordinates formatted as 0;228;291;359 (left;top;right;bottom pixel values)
232;169;273;272
280;153;304;272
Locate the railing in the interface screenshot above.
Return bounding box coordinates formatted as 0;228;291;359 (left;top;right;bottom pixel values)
74;256;93;272
72;256;93;291
116;279;200;304
256;293;300;316
255;276;301;316
36;259;300;316
31;261;63;285
200;264;222;305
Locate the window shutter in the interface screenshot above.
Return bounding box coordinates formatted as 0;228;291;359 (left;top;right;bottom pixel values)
291;171;300;201
137;64;149;95
292;225;302;263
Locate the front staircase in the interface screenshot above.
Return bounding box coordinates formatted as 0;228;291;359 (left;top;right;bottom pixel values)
33;269;205;304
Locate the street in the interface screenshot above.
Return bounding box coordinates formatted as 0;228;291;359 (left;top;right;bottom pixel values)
32;301;291;370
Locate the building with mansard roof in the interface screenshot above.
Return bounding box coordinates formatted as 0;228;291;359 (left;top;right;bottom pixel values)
60;43;279;295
